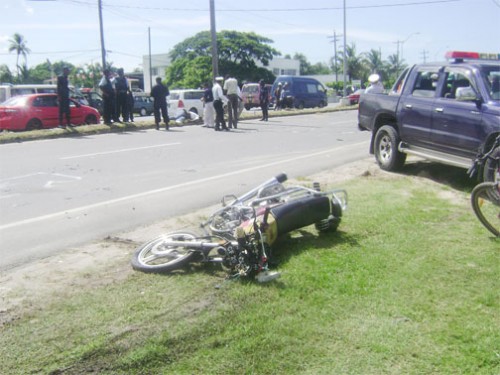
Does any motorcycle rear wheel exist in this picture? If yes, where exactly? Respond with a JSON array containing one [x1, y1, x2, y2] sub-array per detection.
[[131, 231, 200, 273]]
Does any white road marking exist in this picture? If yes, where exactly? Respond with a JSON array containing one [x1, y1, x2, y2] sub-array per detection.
[[0, 141, 369, 231], [60, 142, 181, 160]]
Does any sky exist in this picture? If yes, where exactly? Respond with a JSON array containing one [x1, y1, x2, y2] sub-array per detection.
[[1, 0, 499, 75]]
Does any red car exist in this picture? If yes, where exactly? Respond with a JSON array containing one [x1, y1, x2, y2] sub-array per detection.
[[0, 93, 101, 131]]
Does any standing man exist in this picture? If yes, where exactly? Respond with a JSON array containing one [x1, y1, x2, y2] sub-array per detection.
[[212, 76, 228, 131], [274, 82, 283, 110], [57, 67, 71, 128], [202, 81, 214, 128], [99, 69, 115, 125], [151, 77, 169, 130], [365, 73, 384, 94], [259, 79, 269, 121], [114, 68, 129, 122], [223, 74, 239, 129]]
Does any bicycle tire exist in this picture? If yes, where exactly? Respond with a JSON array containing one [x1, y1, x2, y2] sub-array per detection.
[[131, 231, 200, 273], [471, 182, 500, 237]]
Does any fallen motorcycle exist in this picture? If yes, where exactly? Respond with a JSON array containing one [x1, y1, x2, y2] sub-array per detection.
[[131, 173, 347, 282]]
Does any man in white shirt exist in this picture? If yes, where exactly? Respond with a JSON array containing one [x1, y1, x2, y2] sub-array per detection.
[[212, 77, 228, 131], [223, 75, 239, 129], [365, 73, 384, 94]]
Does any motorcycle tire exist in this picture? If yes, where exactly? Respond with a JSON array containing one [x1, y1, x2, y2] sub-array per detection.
[[131, 231, 200, 273]]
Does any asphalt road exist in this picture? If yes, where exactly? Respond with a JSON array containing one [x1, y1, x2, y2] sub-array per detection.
[[0, 110, 370, 270]]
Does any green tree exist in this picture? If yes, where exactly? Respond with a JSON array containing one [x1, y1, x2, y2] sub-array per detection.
[[8, 33, 31, 82], [0, 64, 13, 83], [386, 53, 407, 81], [293, 53, 330, 75], [341, 43, 366, 82], [167, 30, 280, 88]]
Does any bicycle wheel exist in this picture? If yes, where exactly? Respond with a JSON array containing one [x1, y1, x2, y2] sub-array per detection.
[[131, 231, 200, 273], [471, 182, 500, 237]]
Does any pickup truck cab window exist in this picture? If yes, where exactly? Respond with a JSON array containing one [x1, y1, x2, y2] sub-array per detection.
[[411, 70, 438, 98], [441, 69, 475, 100]]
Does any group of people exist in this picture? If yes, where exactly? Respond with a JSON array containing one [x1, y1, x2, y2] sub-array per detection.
[[202, 76, 270, 130], [98, 68, 135, 125]]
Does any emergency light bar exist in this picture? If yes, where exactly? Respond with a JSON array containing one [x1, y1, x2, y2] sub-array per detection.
[[445, 51, 500, 61]]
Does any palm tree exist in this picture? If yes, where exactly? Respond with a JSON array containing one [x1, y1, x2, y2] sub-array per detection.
[[364, 49, 383, 73], [386, 53, 407, 80], [341, 43, 365, 82], [8, 33, 31, 81]]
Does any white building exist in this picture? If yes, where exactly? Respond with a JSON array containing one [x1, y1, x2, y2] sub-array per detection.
[[142, 54, 300, 92], [142, 54, 171, 93]]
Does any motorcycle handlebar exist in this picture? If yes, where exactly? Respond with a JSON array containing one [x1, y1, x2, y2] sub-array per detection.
[[236, 173, 287, 204]]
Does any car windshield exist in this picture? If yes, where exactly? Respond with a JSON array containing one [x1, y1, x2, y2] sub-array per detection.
[[480, 65, 500, 101], [1, 96, 29, 106]]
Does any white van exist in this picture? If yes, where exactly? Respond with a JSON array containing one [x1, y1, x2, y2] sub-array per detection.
[[168, 89, 205, 118], [0, 84, 88, 105]]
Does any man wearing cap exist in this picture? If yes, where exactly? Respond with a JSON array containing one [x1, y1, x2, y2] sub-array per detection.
[[365, 73, 384, 94], [223, 74, 239, 129], [212, 76, 228, 131]]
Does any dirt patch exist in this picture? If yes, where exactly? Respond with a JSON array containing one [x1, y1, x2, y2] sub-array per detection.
[[0, 157, 440, 327]]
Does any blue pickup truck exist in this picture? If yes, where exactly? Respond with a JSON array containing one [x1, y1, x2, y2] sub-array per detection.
[[358, 51, 500, 182]]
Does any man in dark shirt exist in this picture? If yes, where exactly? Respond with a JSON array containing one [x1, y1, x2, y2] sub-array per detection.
[[151, 77, 170, 130], [99, 69, 115, 125], [57, 67, 71, 128], [114, 68, 129, 122], [259, 79, 269, 121]]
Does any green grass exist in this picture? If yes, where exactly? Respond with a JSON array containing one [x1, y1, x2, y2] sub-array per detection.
[[0, 172, 498, 374]]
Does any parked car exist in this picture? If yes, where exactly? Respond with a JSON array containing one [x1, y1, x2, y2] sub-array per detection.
[[133, 95, 154, 116], [241, 83, 272, 110], [271, 76, 328, 109], [80, 88, 103, 113], [168, 89, 204, 118], [347, 89, 364, 105], [0, 84, 89, 106], [0, 94, 100, 131]]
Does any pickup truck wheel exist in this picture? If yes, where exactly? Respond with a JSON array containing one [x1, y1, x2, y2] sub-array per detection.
[[374, 125, 406, 171], [482, 146, 500, 182]]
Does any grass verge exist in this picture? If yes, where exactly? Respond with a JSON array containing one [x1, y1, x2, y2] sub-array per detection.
[[0, 168, 498, 374]]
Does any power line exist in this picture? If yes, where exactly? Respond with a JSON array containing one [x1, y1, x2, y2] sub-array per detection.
[[81, 0, 462, 12]]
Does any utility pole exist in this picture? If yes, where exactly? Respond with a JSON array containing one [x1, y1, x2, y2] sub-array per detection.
[[209, 0, 219, 79], [98, 0, 106, 69], [421, 49, 429, 63], [342, 0, 347, 97], [327, 30, 342, 84], [148, 27, 152, 91]]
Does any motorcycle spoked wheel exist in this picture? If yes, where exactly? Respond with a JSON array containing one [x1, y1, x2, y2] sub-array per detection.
[[131, 231, 202, 273]]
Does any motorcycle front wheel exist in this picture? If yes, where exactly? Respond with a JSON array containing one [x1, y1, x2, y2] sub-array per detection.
[[131, 231, 200, 273]]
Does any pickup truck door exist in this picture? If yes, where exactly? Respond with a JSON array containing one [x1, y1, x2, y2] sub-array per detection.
[[431, 68, 484, 158], [398, 68, 439, 147]]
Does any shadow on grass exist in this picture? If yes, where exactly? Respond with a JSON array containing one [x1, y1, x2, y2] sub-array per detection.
[[394, 160, 476, 192]]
